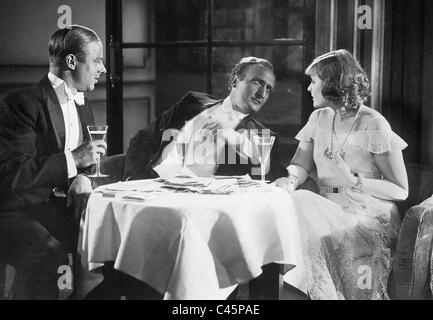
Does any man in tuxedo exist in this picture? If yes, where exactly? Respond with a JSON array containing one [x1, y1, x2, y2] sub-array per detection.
[[0, 25, 106, 299], [124, 56, 287, 182]]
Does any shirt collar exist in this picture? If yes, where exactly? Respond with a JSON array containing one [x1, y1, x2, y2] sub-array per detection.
[[48, 72, 85, 105], [220, 96, 247, 120]]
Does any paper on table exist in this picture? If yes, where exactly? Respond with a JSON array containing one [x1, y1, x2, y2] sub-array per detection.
[[212, 174, 252, 180], [97, 180, 162, 193], [155, 165, 198, 180], [236, 179, 274, 192], [122, 193, 154, 202], [164, 177, 212, 187], [200, 179, 237, 194]]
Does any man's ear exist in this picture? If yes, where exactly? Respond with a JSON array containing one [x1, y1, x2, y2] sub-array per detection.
[[66, 54, 77, 70], [231, 75, 238, 88]]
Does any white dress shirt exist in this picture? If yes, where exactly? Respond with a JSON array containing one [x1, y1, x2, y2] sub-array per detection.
[[48, 72, 85, 178], [153, 96, 256, 178]]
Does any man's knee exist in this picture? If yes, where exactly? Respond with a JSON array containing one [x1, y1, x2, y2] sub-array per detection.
[[44, 237, 68, 269], [12, 235, 67, 271]]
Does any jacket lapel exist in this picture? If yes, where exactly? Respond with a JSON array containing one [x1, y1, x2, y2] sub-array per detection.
[[39, 76, 65, 151], [39, 75, 95, 147], [75, 101, 95, 142]]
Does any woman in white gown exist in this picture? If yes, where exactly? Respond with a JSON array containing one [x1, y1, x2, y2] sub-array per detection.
[[275, 49, 408, 300]]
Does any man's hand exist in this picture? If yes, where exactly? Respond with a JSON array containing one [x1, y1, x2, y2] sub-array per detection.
[[201, 118, 224, 136], [71, 140, 107, 169], [67, 174, 93, 220]]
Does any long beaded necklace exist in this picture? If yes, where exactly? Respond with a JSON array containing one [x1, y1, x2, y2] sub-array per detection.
[[325, 109, 359, 160]]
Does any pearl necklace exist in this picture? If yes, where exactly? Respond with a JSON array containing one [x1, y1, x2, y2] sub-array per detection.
[[325, 110, 359, 160]]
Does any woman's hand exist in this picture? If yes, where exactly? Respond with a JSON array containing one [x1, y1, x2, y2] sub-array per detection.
[[273, 177, 297, 193], [323, 152, 357, 187]]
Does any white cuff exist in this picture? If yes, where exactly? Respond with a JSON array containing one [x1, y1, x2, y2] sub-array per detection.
[[65, 151, 78, 178]]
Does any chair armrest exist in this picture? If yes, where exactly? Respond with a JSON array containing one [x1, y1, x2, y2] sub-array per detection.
[[390, 201, 433, 299], [398, 163, 433, 215]]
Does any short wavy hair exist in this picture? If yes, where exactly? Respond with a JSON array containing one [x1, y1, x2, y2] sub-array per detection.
[[228, 56, 274, 90], [305, 49, 370, 109], [48, 25, 101, 67]]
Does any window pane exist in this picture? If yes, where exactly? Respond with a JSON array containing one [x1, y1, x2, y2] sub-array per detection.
[[155, 47, 207, 114], [156, 0, 207, 41], [211, 46, 303, 138], [213, 0, 304, 41], [123, 0, 152, 66], [123, 0, 152, 43]]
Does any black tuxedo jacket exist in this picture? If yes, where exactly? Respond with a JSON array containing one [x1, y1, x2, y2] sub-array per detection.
[[124, 91, 287, 181], [0, 75, 94, 214]]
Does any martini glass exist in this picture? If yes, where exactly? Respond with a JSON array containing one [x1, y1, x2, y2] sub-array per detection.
[[175, 139, 190, 167], [86, 125, 108, 177], [252, 135, 275, 181]]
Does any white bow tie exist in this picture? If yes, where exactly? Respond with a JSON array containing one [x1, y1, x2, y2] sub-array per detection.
[[66, 90, 85, 106]]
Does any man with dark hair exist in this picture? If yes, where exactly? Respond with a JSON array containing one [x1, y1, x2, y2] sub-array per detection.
[[124, 56, 287, 181], [0, 25, 106, 299]]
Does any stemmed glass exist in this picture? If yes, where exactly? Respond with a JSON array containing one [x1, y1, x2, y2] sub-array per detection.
[[86, 125, 109, 177], [174, 132, 190, 167], [252, 135, 275, 181]]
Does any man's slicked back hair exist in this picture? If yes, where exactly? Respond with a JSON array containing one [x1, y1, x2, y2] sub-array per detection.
[[48, 24, 100, 66]]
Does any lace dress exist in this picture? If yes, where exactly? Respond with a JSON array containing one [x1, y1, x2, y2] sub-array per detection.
[[283, 106, 407, 300]]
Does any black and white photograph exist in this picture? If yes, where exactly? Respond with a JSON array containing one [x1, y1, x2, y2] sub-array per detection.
[[0, 0, 432, 307]]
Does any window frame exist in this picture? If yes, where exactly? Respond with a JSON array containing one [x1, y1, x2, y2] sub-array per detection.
[[106, 0, 317, 154]]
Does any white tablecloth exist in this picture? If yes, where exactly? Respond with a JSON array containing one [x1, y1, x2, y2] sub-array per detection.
[[76, 179, 302, 299]]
